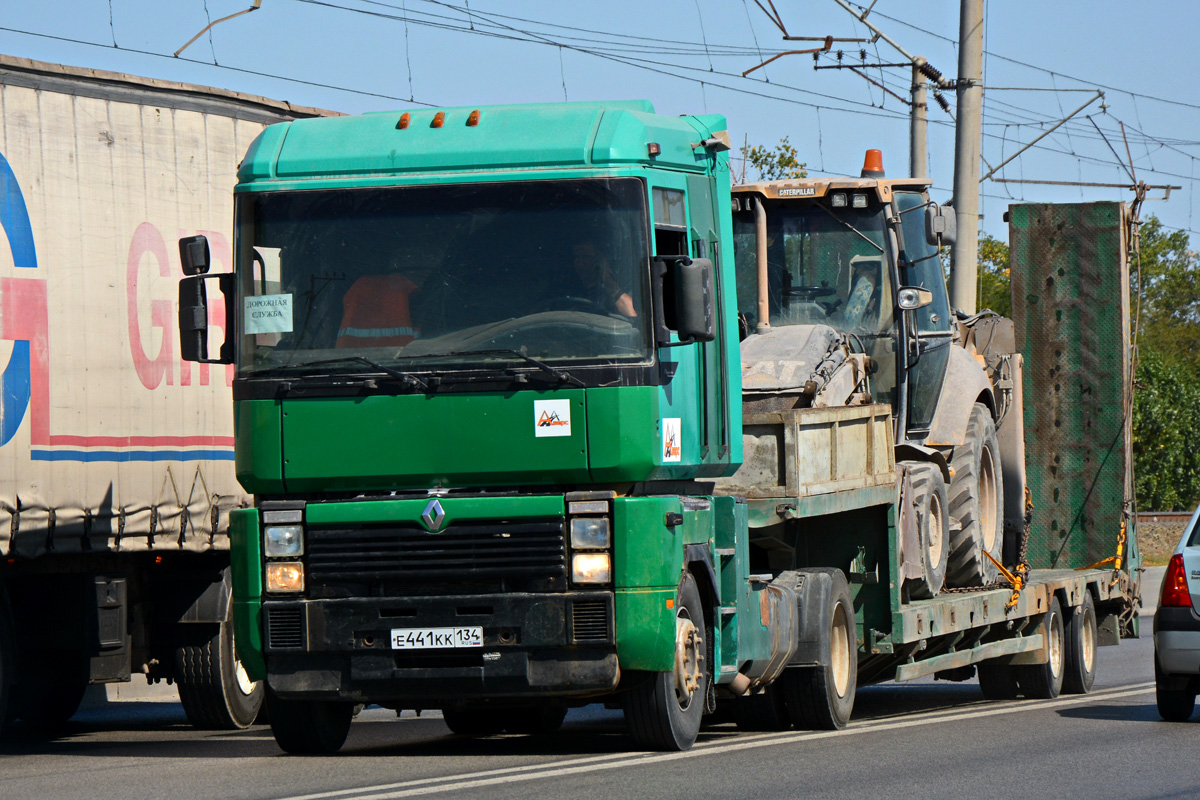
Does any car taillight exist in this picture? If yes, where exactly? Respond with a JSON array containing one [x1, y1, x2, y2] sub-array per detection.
[[1161, 554, 1193, 608]]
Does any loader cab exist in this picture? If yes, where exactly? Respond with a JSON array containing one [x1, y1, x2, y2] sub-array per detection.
[[731, 152, 955, 441]]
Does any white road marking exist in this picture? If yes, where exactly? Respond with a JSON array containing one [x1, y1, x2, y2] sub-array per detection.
[[276, 682, 1155, 800]]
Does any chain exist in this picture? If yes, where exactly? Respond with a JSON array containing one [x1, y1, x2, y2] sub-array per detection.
[[938, 487, 1033, 610]]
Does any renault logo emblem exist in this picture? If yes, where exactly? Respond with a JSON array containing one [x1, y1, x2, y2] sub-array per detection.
[[421, 499, 446, 531]]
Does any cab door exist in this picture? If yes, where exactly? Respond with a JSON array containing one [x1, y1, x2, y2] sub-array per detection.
[[894, 191, 953, 436]]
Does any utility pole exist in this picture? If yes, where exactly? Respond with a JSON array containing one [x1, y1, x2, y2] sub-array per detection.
[[910, 58, 928, 179], [949, 0, 984, 314]]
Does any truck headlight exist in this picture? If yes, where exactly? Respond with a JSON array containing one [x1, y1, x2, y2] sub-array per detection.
[[571, 553, 611, 585], [264, 525, 304, 557], [570, 517, 611, 549], [266, 562, 305, 592]]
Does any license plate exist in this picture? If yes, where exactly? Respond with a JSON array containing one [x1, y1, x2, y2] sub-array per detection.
[[390, 626, 483, 650]]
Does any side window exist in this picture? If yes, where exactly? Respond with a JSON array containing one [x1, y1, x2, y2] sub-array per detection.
[[653, 187, 688, 256]]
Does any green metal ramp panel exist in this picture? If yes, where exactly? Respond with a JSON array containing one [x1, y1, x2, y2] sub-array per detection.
[[1008, 202, 1137, 571]]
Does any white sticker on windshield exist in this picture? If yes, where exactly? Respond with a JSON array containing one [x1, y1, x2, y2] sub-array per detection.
[[244, 294, 293, 334], [535, 399, 572, 438], [663, 418, 682, 462]]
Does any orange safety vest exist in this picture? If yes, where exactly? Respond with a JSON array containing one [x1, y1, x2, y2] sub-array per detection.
[[336, 274, 420, 348]]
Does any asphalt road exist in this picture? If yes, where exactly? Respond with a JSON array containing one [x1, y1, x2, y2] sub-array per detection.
[[2, 567, 1193, 800]]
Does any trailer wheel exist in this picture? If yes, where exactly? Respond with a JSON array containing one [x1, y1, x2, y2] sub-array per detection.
[[945, 403, 1004, 588], [976, 661, 1021, 700], [1063, 592, 1097, 694], [732, 685, 792, 731], [13, 652, 88, 734], [267, 689, 353, 754], [903, 462, 950, 599], [781, 570, 857, 730], [622, 571, 707, 751], [442, 706, 506, 736], [175, 603, 264, 730], [1016, 597, 1064, 699], [1155, 657, 1196, 722], [0, 594, 13, 733], [503, 705, 568, 735]]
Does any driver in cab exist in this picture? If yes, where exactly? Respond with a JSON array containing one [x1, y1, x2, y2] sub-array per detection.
[[570, 240, 637, 318]]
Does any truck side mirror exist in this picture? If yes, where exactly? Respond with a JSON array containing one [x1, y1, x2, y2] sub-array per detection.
[[925, 204, 957, 247], [179, 234, 211, 276], [651, 256, 717, 347], [675, 257, 716, 343], [179, 273, 236, 363]]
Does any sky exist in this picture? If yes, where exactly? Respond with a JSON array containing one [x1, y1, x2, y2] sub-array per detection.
[[2, 0, 1199, 244]]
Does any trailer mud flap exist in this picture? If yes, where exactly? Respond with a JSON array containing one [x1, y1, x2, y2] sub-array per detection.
[[791, 569, 843, 668]]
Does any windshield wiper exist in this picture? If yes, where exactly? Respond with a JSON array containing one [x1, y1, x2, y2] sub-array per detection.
[[257, 356, 429, 391], [399, 349, 585, 388], [815, 204, 885, 253]]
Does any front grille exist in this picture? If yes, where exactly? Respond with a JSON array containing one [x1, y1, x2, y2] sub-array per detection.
[[306, 520, 567, 592], [571, 600, 610, 642], [267, 607, 304, 649]]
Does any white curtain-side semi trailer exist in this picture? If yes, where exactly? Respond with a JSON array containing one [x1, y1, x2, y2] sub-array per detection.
[[0, 55, 330, 733]]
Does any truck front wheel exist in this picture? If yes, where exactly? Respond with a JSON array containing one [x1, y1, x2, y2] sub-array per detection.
[[622, 571, 707, 751], [175, 602, 264, 729], [781, 569, 857, 729], [267, 689, 354, 754]]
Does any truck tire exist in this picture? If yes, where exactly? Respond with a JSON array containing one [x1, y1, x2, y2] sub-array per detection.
[[1016, 596, 1065, 699], [442, 706, 506, 735], [1062, 592, 1097, 694], [623, 571, 707, 751], [903, 462, 950, 599], [945, 403, 1004, 588], [732, 685, 792, 731], [175, 603, 264, 730], [1155, 657, 1196, 722], [267, 689, 354, 754], [781, 569, 857, 730], [976, 661, 1021, 700]]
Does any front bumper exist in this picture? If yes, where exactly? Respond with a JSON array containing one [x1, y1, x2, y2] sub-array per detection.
[[262, 591, 618, 704], [1155, 606, 1200, 675]]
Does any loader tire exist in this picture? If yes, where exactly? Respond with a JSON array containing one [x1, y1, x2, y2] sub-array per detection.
[[945, 403, 1004, 588], [902, 462, 950, 599]]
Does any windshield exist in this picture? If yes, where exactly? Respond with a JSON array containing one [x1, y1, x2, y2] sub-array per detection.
[[235, 178, 652, 378], [733, 198, 892, 339]]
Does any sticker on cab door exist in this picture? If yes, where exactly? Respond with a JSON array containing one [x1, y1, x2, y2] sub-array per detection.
[[663, 418, 682, 462], [535, 399, 572, 437]]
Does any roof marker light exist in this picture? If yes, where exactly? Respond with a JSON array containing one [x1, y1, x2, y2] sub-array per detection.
[[431, 111, 445, 129], [396, 112, 410, 130], [647, 142, 661, 157], [466, 109, 480, 126]]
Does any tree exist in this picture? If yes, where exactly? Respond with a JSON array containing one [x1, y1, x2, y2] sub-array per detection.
[[975, 233, 1011, 317], [1133, 216, 1200, 371], [738, 137, 807, 182]]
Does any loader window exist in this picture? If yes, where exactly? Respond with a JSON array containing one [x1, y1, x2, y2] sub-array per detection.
[[732, 198, 892, 339]]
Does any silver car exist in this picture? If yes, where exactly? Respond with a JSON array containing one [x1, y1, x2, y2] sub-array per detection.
[[1155, 506, 1200, 721]]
